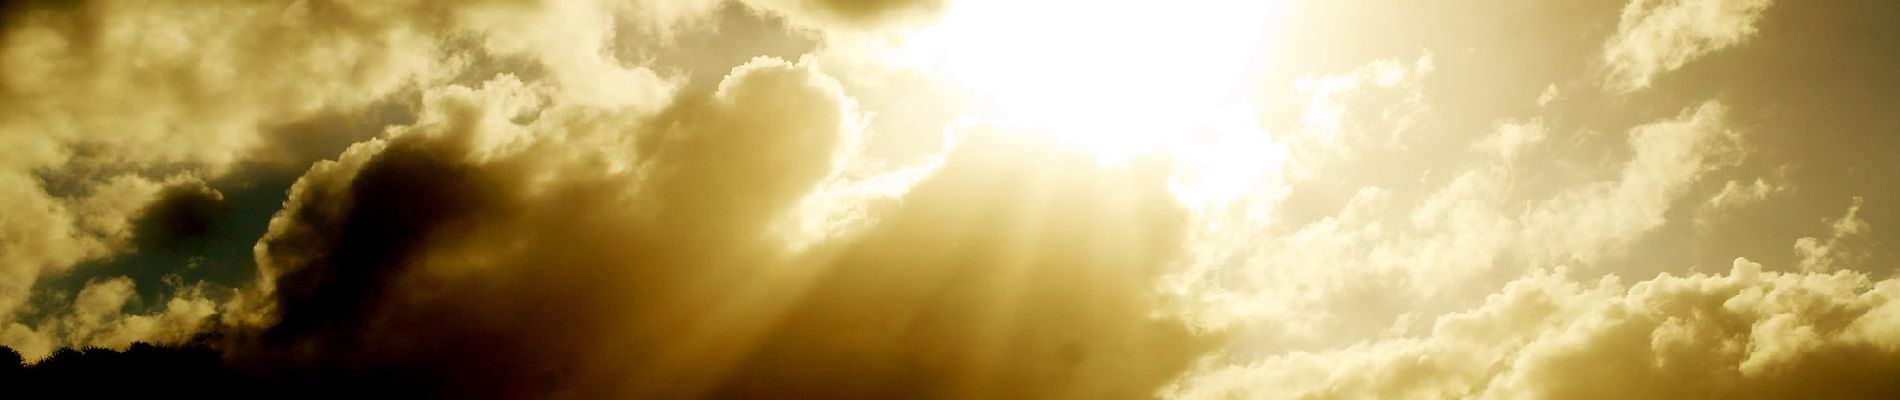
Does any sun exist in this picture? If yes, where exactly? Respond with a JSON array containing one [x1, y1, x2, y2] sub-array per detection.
[[900, 0, 1285, 161]]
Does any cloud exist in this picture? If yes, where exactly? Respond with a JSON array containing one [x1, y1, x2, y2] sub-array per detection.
[[1171, 99, 1746, 351], [1690, 175, 1792, 232], [0, 0, 448, 172], [1172, 257, 1900, 399], [0, 0, 727, 357], [710, 130, 1212, 399], [1517, 100, 1743, 264], [130, 180, 228, 253], [742, 0, 947, 31], [1602, 0, 1775, 92], [1, 277, 218, 360], [222, 57, 855, 397], [1474, 119, 1549, 161], [1706, 178, 1787, 212], [1794, 196, 1871, 272], [1283, 54, 1435, 158], [0, 0, 445, 356], [214, 51, 1210, 398], [1537, 84, 1561, 107], [0, 173, 170, 347]]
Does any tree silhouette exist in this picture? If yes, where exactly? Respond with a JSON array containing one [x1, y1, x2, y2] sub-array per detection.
[[0, 337, 469, 399], [0, 341, 248, 398]]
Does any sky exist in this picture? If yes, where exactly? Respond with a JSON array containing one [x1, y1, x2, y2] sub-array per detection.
[[1, 0, 1899, 398]]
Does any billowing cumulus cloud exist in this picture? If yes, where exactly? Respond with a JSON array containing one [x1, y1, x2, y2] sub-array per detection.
[[1172, 257, 1900, 399], [0, 0, 759, 359], [214, 55, 1208, 398], [0, 277, 217, 358], [229, 59, 824, 396], [0, 0, 648, 357]]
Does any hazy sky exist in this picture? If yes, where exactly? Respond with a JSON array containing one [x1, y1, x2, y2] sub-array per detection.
[[2, 0, 1898, 398]]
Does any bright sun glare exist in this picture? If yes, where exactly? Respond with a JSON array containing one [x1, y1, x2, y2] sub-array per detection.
[[903, 0, 1284, 160]]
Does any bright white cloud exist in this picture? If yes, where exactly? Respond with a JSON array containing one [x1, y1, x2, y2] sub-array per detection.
[[1603, 0, 1775, 92]]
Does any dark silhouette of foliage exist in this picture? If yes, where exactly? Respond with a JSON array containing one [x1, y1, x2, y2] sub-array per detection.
[[0, 335, 438, 399], [0, 340, 246, 398]]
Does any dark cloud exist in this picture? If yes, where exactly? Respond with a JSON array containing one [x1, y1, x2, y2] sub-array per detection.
[[259, 133, 508, 346], [176, 55, 1211, 398], [130, 180, 227, 254]]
